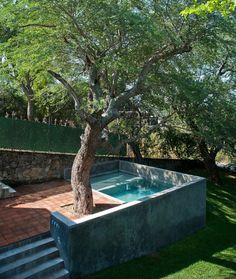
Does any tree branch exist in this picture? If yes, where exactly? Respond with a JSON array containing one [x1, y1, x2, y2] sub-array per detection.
[[48, 70, 80, 108], [89, 64, 103, 100], [217, 55, 229, 77], [19, 24, 56, 28], [101, 43, 192, 127], [48, 70, 97, 124], [115, 43, 192, 107], [56, 3, 98, 56]]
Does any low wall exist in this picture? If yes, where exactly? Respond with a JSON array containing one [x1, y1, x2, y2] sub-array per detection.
[[119, 161, 194, 186], [50, 161, 206, 278], [0, 149, 75, 185], [0, 149, 204, 185], [98, 156, 204, 171]]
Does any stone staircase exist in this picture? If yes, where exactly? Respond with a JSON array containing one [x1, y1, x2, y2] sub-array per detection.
[[0, 182, 16, 199], [0, 232, 69, 279]]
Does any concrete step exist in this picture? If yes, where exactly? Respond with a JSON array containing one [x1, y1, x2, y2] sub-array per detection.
[[0, 247, 59, 277], [0, 232, 69, 279], [43, 268, 70, 279], [0, 232, 51, 253], [0, 237, 55, 266], [9, 257, 65, 279], [0, 182, 16, 199]]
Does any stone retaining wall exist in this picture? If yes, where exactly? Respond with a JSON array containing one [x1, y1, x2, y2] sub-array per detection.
[[0, 149, 75, 185], [0, 149, 204, 185]]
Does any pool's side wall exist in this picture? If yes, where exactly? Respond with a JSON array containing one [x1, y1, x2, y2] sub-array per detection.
[[119, 160, 196, 185], [50, 161, 206, 278]]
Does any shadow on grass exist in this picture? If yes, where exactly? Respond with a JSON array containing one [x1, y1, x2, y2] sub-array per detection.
[[85, 171, 236, 279]]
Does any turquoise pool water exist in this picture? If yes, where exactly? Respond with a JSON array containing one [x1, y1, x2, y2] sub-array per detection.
[[91, 172, 173, 202]]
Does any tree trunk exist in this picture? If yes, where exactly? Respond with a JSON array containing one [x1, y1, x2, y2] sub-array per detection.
[[203, 157, 222, 185], [198, 141, 222, 185], [128, 141, 143, 162], [21, 78, 35, 121], [27, 96, 34, 121], [71, 123, 101, 215]]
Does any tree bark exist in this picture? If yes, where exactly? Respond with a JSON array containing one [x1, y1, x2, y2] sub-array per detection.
[[198, 141, 222, 185], [21, 76, 35, 121], [26, 96, 34, 121], [71, 123, 101, 215], [128, 141, 143, 162]]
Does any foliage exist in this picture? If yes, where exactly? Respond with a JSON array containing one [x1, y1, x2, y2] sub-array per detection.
[[169, 73, 236, 155], [85, 170, 236, 279], [216, 150, 236, 163], [181, 0, 236, 16], [35, 86, 76, 121], [0, 82, 26, 117], [0, 0, 205, 120], [158, 129, 200, 159], [142, 10, 236, 159], [0, 0, 78, 120]]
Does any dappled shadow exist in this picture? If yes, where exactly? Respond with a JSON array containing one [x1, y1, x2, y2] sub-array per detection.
[[208, 256, 236, 271]]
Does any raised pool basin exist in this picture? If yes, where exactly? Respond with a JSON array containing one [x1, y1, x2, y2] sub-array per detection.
[[51, 160, 206, 277], [91, 172, 174, 202]]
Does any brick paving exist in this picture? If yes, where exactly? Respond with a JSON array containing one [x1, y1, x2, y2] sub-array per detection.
[[0, 180, 121, 247]]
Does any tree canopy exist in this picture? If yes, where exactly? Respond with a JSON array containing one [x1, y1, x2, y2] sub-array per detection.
[[0, 0, 235, 211]]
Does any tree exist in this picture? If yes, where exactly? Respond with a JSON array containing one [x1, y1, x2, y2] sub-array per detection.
[[0, 1, 64, 121], [1, 0, 213, 214], [178, 81, 235, 185], [0, 27, 40, 120], [144, 29, 236, 184]]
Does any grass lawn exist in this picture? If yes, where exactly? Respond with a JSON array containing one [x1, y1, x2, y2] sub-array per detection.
[[85, 170, 236, 279]]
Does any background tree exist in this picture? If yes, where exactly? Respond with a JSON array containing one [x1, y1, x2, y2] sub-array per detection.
[[144, 18, 236, 184], [0, 1, 66, 121]]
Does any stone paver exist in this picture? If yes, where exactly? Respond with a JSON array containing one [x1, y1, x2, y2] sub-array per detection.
[[0, 180, 121, 247]]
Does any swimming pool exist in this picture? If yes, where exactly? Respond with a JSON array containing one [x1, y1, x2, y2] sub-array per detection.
[[52, 160, 206, 276], [91, 171, 174, 202]]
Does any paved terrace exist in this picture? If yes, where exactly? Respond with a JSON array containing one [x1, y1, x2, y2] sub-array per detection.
[[0, 180, 121, 247]]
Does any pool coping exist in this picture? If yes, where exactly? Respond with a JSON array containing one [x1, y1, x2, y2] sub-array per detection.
[[73, 178, 204, 225], [58, 160, 205, 226]]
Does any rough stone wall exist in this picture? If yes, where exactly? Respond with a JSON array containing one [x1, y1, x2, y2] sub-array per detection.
[[0, 149, 75, 185]]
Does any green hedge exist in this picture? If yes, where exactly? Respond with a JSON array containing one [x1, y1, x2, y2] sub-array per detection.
[[0, 117, 126, 155]]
